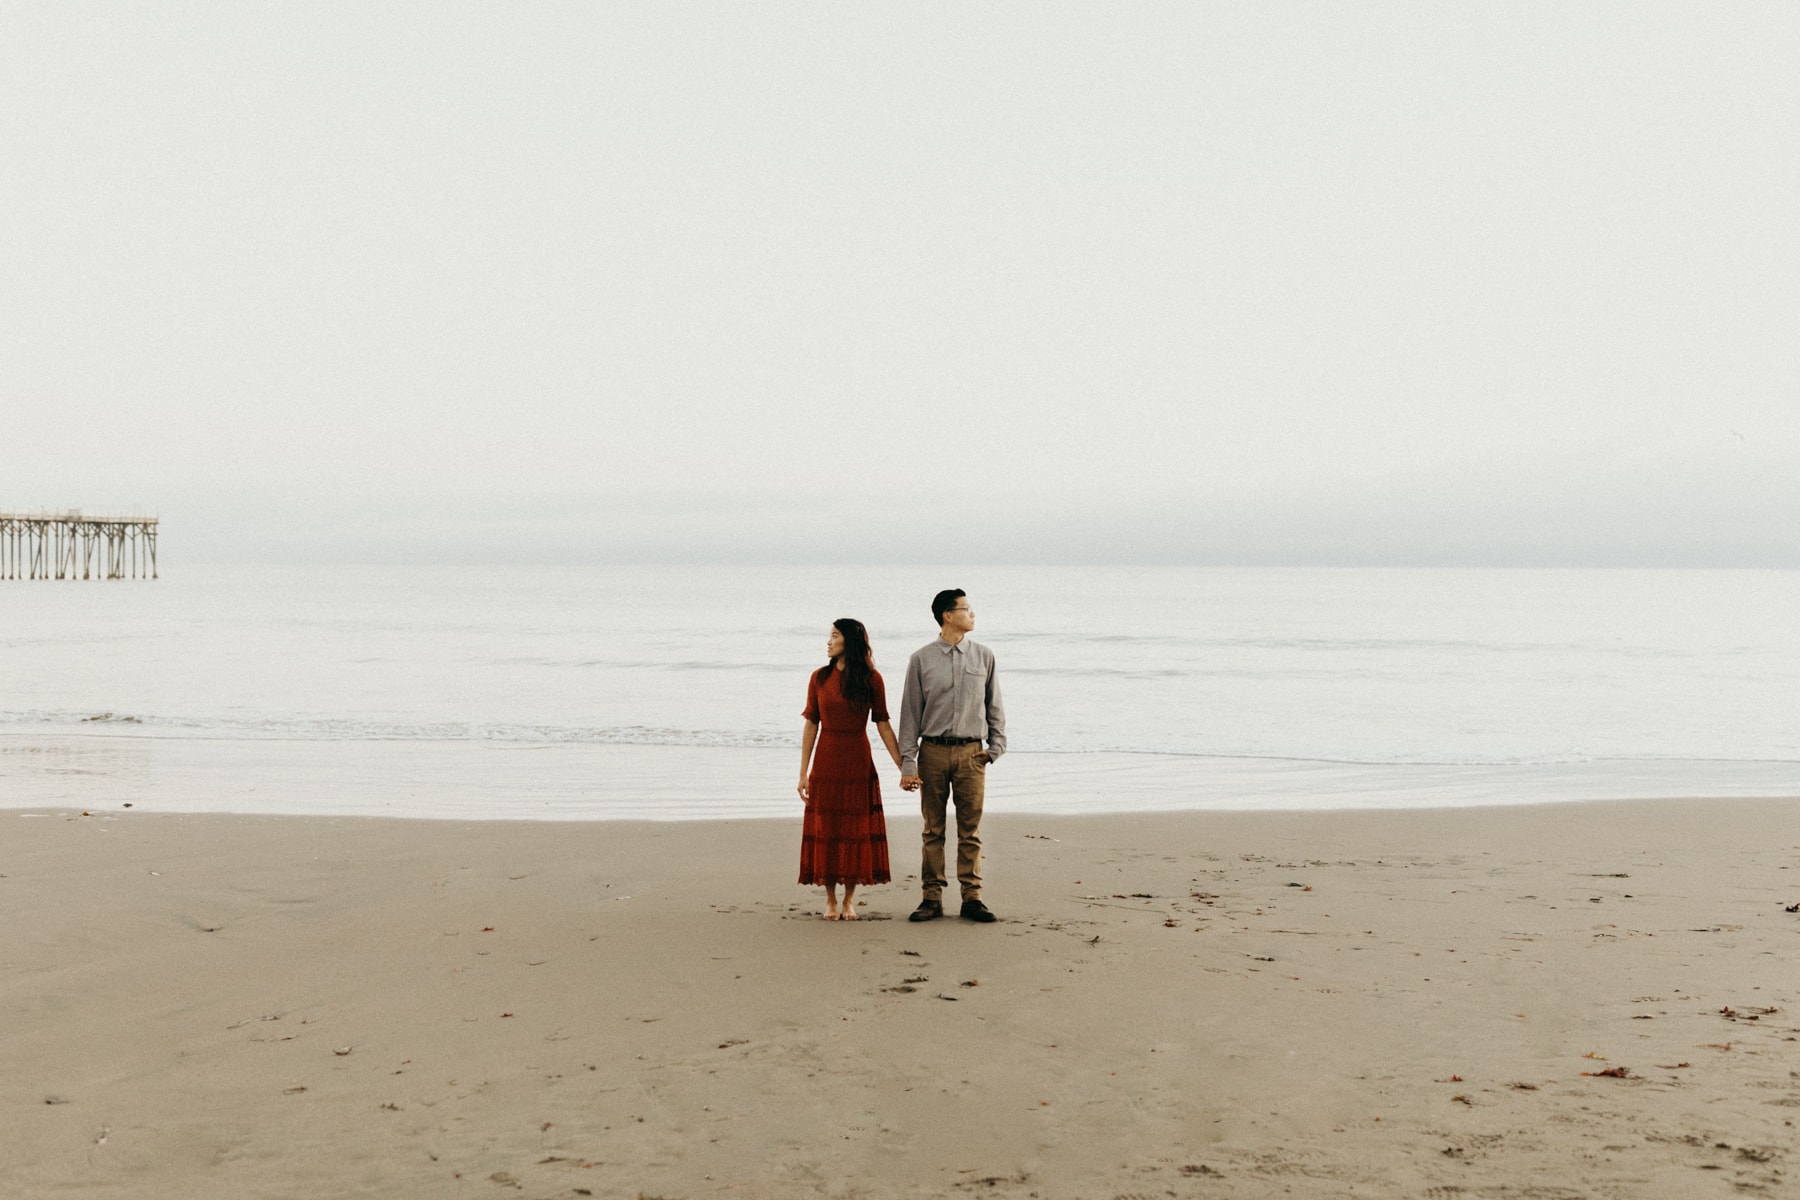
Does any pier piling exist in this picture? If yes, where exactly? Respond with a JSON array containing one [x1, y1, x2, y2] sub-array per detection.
[[0, 512, 158, 580]]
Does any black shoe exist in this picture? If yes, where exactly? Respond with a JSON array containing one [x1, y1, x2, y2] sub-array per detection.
[[908, 899, 944, 922], [959, 899, 998, 923]]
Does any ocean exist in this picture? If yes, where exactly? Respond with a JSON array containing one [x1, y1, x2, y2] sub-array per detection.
[[3, 564, 1796, 819]]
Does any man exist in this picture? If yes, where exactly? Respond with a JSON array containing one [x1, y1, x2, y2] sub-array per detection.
[[897, 588, 1006, 923]]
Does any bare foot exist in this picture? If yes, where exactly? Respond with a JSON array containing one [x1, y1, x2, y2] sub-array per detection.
[[842, 903, 859, 921], [822, 906, 839, 921]]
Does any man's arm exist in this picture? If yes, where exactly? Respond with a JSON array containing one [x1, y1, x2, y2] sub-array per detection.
[[897, 651, 926, 777], [982, 646, 1006, 762]]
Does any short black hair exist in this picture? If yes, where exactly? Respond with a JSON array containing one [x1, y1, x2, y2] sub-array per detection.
[[931, 589, 966, 626]]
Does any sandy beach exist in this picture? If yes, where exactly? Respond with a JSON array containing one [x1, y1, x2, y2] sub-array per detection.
[[6, 798, 1798, 1199]]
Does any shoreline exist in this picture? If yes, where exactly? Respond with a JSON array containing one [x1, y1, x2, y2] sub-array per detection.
[[7, 798, 1799, 1198], [12, 790, 1800, 826], [6, 730, 1799, 821]]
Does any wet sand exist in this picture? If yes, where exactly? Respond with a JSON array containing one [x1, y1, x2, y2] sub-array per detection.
[[5, 798, 1798, 1198]]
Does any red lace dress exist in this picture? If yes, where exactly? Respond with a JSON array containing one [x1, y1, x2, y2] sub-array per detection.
[[798, 668, 892, 886]]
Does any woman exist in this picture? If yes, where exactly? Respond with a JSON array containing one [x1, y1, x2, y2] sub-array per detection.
[[797, 618, 901, 920]]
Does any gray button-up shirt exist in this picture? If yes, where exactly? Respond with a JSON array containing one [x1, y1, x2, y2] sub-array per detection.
[[897, 636, 1007, 775]]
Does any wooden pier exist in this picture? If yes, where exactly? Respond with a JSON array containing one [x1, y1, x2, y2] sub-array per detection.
[[0, 512, 158, 580]]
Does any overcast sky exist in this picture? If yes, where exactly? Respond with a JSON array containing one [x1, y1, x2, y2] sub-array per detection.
[[3, 3, 1796, 565]]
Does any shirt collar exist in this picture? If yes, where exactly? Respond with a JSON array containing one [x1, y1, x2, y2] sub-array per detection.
[[935, 636, 964, 654]]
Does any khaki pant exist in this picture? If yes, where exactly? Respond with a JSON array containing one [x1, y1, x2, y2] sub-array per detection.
[[918, 741, 985, 902]]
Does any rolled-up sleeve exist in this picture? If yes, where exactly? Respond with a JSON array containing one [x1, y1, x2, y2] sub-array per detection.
[[897, 653, 925, 774], [983, 647, 1006, 760]]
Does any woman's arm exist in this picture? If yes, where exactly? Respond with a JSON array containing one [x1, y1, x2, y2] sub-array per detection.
[[798, 720, 819, 800], [874, 720, 902, 771]]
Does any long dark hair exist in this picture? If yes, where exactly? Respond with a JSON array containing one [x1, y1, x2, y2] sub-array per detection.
[[819, 617, 876, 707]]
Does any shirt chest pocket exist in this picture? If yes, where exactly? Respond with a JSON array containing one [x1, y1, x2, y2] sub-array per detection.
[[961, 661, 988, 686]]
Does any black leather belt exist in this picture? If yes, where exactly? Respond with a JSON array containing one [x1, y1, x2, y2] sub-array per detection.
[[922, 735, 980, 746]]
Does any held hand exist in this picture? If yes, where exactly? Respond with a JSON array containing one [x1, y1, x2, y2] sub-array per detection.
[[899, 774, 922, 792], [797, 777, 809, 802]]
